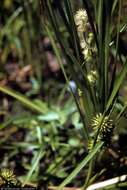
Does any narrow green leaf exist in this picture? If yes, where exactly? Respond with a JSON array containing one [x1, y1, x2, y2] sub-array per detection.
[[23, 149, 44, 186], [111, 0, 118, 15], [58, 141, 104, 189], [106, 59, 127, 112], [38, 111, 59, 121], [115, 104, 127, 124], [0, 86, 47, 114], [64, 0, 81, 61], [97, 0, 105, 111], [109, 0, 122, 99], [104, 2, 112, 105], [45, 24, 89, 139]]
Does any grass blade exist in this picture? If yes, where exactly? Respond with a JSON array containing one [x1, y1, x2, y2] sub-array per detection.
[[106, 59, 127, 112], [0, 86, 47, 114], [64, 0, 81, 62], [23, 149, 44, 186], [45, 24, 89, 139], [58, 141, 104, 189]]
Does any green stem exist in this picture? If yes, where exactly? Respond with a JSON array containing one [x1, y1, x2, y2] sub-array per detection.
[[83, 159, 95, 189]]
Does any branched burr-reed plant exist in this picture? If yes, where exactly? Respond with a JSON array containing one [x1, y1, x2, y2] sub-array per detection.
[[40, 0, 127, 189]]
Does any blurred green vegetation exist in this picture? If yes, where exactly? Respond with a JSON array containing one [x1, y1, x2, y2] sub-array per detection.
[[0, 0, 127, 189], [0, 0, 88, 188]]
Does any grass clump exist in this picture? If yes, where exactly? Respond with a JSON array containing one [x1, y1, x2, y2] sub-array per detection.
[[0, 0, 127, 189]]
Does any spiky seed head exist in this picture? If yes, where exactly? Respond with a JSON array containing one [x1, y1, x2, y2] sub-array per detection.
[[91, 113, 113, 131], [100, 118, 114, 143], [0, 169, 18, 186], [91, 113, 114, 145], [91, 113, 103, 129], [1, 169, 15, 180], [0, 169, 21, 187]]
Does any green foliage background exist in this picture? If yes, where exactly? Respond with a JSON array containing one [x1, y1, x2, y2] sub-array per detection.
[[0, 0, 127, 189]]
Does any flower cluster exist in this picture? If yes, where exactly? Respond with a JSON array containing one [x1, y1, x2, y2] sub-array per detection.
[[74, 9, 96, 63], [74, 9, 88, 32], [87, 70, 98, 85]]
